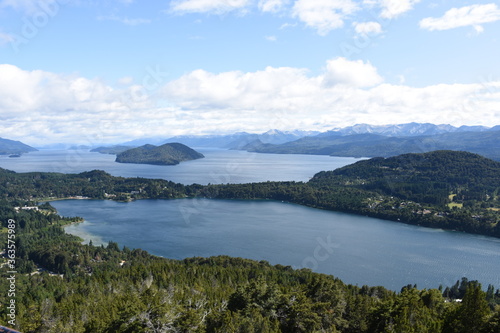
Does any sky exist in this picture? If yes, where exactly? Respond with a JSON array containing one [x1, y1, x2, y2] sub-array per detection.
[[0, 0, 499, 145]]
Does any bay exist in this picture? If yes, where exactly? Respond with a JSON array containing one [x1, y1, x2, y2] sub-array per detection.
[[55, 198, 500, 291]]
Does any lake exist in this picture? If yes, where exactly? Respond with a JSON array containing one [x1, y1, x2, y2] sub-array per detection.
[[0, 149, 361, 185], [4, 148, 500, 291], [55, 198, 500, 291]]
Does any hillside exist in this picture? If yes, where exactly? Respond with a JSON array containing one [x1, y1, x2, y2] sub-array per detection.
[[90, 145, 134, 154], [246, 130, 500, 161], [311, 150, 500, 205], [2, 197, 498, 331], [0, 137, 38, 155], [115, 143, 204, 165], [1, 157, 499, 331], [203, 151, 500, 237]]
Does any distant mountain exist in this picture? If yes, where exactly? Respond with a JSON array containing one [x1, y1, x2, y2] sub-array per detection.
[[318, 122, 490, 137], [122, 137, 166, 147], [115, 143, 204, 165], [91, 145, 135, 155], [163, 130, 319, 149], [0, 138, 38, 155], [246, 130, 500, 161]]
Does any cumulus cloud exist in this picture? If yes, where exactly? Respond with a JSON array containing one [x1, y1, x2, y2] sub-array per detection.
[[323, 57, 383, 87], [1, 62, 499, 145], [170, 0, 251, 14], [379, 0, 420, 19], [160, 58, 499, 132], [292, 0, 359, 35], [363, 0, 420, 19], [258, 0, 288, 13], [419, 3, 500, 32], [353, 21, 383, 35]]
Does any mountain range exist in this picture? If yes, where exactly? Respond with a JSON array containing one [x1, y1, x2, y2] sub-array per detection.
[[0, 137, 38, 155], [86, 122, 500, 162], [244, 130, 500, 161], [318, 122, 493, 137], [122, 129, 320, 149], [119, 123, 497, 150]]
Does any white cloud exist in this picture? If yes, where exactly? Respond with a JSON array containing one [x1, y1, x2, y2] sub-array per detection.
[[365, 0, 420, 19], [420, 3, 500, 31], [258, 0, 288, 13], [292, 0, 359, 36], [170, 0, 251, 14], [265, 35, 277, 41], [1, 62, 499, 145], [160, 59, 499, 133], [353, 21, 382, 35], [97, 15, 151, 26], [323, 57, 383, 87]]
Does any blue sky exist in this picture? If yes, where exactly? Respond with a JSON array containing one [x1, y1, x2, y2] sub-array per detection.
[[0, 0, 499, 145]]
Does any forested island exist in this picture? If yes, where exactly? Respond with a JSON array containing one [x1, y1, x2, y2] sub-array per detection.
[[115, 143, 205, 165], [1, 150, 500, 331]]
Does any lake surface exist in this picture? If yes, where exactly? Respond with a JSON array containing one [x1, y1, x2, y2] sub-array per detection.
[[0, 149, 361, 185], [55, 198, 500, 291], [5, 148, 500, 291]]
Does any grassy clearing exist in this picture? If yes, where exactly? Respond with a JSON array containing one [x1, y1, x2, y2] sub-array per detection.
[[448, 202, 463, 209]]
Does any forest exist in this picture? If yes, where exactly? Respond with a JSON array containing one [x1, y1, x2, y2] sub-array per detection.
[[1, 200, 500, 332], [1, 150, 500, 331]]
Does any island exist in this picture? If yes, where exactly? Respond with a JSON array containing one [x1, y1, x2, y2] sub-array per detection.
[[90, 145, 135, 155], [115, 142, 205, 165]]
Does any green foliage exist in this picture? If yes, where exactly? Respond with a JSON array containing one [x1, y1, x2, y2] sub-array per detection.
[[115, 143, 204, 165], [0, 193, 499, 331]]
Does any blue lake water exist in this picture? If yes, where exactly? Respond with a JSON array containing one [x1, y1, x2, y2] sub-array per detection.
[[3, 149, 500, 291], [0, 149, 361, 185], [55, 198, 500, 291]]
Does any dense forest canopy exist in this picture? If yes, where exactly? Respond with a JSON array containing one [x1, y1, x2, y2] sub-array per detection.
[[1, 200, 500, 332], [1, 150, 500, 331], [115, 143, 205, 165]]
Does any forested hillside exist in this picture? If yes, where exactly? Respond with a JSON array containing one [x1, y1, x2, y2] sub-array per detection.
[[115, 143, 204, 165], [1, 200, 500, 332]]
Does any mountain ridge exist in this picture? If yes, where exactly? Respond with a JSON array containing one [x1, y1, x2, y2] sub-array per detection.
[[0, 137, 38, 155], [245, 130, 500, 161]]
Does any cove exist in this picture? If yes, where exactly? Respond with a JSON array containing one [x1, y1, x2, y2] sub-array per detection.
[[54, 198, 500, 291]]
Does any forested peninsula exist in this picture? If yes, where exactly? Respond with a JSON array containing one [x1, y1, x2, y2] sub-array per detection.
[[1, 150, 500, 331]]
